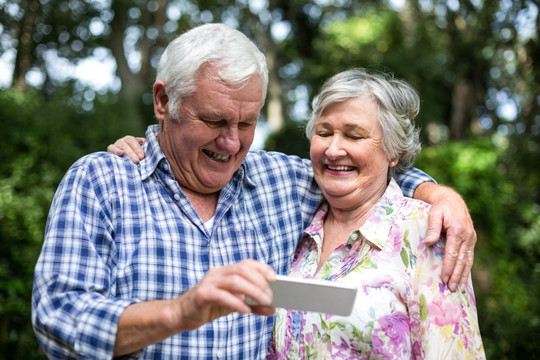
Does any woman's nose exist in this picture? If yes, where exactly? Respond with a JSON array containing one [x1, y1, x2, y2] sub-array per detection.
[[325, 136, 347, 159]]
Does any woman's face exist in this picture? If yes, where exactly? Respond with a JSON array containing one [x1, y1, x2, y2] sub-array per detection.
[[310, 96, 392, 210]]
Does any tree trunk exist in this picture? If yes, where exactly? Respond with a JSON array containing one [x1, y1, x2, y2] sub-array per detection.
[[253, 26, 285, 132], [399, 0, 420, 48], [106, 3, 147, 132], [449, 78, 471, 140], [12, 0, 40, 91], [263, 37, 284, 132]]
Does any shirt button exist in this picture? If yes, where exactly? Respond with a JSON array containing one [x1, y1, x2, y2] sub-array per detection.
[[173, 193, 180, 201], [350, 232, 359, 240], [163, 163, 169, 170], [216, 350, 223, 358]]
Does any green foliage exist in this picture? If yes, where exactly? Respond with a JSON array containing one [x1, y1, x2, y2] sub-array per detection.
[[304, 11, 453, 143], [0, 89, 68, 358], [264, 121, 311, 159], [0, 88, 149, 359], [415, 136, 540, 358]]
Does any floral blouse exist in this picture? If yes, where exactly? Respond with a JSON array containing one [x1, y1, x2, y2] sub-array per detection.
[[267, 179, 485, 359]]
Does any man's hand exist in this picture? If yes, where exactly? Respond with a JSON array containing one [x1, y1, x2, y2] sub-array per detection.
[[174, 260, 276, 332], [107, 136, 147, 164], [414, 182, 477, 291], [114, 260, 276, 357]]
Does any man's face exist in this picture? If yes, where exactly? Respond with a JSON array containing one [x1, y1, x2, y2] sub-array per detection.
[[157, 68, 263, 195]]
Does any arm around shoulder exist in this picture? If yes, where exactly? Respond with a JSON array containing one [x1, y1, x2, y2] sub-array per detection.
[[413, 182, 477, 291]]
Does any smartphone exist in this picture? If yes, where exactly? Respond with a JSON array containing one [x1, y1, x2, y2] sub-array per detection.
[[245, 275, 357, 316]]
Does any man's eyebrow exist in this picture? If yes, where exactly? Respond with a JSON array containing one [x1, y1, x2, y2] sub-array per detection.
[[244, 114, 260, 122], [197, 111, 227, 120], [199, 112, 259, 122]]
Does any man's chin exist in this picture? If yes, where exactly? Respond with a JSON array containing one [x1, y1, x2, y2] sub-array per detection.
[[200, 175, 235, 193]]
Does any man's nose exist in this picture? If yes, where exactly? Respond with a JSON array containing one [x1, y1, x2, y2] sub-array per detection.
[[216, 127, 241, 153]]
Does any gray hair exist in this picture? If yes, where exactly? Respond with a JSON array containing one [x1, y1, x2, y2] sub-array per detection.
[[156, 23, 269, 117], [305, 68, 422, 177]]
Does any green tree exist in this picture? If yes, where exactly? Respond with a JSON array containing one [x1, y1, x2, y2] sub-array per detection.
[[0, 85, 143, 359]]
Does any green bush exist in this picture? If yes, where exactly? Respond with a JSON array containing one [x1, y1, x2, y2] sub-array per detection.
[[416, 136, 540, 358], [0, 88, 145, 359]]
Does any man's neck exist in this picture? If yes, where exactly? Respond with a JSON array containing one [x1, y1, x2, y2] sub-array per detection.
[[181, 186, 219, 222]]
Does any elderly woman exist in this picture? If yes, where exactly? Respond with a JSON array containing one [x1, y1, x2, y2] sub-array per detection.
[[267, 69, 484, 359]]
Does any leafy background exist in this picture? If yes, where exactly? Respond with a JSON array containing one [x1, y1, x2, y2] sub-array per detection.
[[1, 0, 539, 358]]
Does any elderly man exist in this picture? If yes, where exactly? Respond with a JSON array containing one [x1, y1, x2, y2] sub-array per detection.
[[32, 23, 475, 359]]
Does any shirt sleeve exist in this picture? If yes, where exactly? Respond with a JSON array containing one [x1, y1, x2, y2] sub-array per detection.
[[32, 160, 139, 359], [409, 240, 485, 359], [395, 167, 436, 198]]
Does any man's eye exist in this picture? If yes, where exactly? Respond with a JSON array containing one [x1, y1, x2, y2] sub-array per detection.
[[203, 120, 225, 128], [238, 122, 255, 130]]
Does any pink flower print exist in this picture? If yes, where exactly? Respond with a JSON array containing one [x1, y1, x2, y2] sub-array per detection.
[[360, 274, 394, 295], [438, 282, 447, 293], [332, 337, 355, 358], [304, 205, 326, 235], [412, 339, 424, 358], [428, 296, 462, 327], [371, 312, 411, 357]]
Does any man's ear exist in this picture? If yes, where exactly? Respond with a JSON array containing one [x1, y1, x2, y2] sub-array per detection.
[[153, 81, 169, 122]]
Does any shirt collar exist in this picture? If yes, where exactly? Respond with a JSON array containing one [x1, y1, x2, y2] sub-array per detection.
[[239, 157, 256, 188], [139, 124, 166, 181], [358, 178, 404, 250], [303, 178, 405, 250]]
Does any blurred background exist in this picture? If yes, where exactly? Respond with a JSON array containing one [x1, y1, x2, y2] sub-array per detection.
[[0, 0, 538, 358]]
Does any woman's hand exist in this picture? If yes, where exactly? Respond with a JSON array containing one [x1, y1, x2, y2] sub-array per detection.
[[107, 136, 147, 164]]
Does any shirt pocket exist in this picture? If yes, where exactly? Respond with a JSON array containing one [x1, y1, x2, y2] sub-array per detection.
[[227, 224, 280, 270]]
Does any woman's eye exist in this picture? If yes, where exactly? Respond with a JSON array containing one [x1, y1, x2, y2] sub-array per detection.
[[316, 131, 331, 137]]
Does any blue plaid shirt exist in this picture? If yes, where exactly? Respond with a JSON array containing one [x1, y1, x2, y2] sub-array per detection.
[[32, 125, 432, 359]]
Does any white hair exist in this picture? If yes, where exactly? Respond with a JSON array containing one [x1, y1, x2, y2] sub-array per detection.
[[156, 23, 269, 117]]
